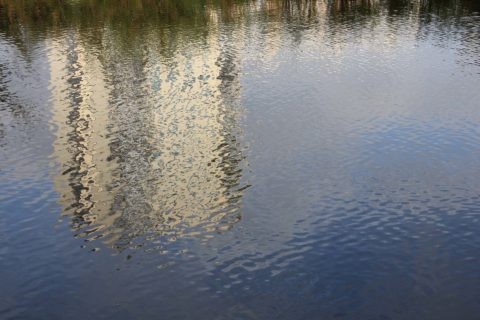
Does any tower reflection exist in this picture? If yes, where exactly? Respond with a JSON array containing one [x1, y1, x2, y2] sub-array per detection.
[[48, 11, 247, 248]]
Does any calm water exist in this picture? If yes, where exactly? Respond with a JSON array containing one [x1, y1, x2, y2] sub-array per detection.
[[1, 0, 480, 319]]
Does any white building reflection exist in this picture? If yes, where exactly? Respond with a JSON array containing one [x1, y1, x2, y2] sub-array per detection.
[[49, 14, 246, 247]]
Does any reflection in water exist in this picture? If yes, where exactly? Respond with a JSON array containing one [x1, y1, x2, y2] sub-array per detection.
[[46, 22, 247, 248], [1, 0, 480, 319]]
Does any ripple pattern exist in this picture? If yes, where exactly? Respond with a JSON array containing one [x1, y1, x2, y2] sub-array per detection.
[[1, 1, 480, 319]]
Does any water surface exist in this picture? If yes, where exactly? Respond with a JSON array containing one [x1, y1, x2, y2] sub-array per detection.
[[1, 0, 480, 319]]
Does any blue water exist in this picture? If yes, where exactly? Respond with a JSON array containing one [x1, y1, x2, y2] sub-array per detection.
[[1, 0, 480, 319]]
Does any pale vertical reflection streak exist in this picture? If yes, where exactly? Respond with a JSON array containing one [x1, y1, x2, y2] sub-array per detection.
[[49, 18, 246, 249], [49, 33, 120, 241]]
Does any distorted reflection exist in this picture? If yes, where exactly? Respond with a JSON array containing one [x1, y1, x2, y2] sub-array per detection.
[[1, 0, 479, 249], [37, 10, 248, 248], [2, 0, 480, 319]]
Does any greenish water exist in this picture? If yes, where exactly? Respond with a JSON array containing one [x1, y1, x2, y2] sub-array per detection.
[[1, 0, 480, 319]]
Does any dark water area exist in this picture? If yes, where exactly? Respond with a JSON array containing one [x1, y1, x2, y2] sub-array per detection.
[[1, 0, 480, 319]]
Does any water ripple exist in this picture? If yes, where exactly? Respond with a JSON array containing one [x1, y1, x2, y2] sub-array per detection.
[[1, 0, 480, 319]]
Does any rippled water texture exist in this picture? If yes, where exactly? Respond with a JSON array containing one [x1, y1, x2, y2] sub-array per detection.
[[1, 0, 480, 319]]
